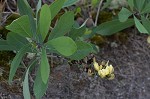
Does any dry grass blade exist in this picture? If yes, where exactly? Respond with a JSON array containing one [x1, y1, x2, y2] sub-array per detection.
[[0, 0, 5, 25]]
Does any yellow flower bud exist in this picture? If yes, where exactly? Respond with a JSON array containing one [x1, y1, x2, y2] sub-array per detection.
[[108, 65, 114, 73], [93, 57, 101, 71], [94, 62, 100, 71], [88, 69, 94, 76]]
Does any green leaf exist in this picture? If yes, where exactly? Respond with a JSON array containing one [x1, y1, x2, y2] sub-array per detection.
[[6, 15, 32, 38], [33, 67, 48, 99], [94, 19, 134, 36], [141, 2, 150, 14], [40, 48, 50, 84], [23, 59, 37, 99], [91, 0, 98, 7], [9, 44, 31, 84], [101, 0, 112, 10], [17, 0, 36, 37], [68, 41, 93, 60], [68, 26, 86, 40], [134, 0, 146, 12], [134, 16, 148, 33], [127, 0, 134, 11], [36, 0, 41, 18], [37, 4, 51, 41], [48, 11, 74, 40], [23, 68, 31, 99], [118, 7, 132, 22], [0, 40, 15, 51], [141, 16, 150, 34], [63, 0, 79, 7], [7, 32, 29, 50], [49, 0, 65, 20], [46, 36, 77, 56], [17, 0, 33, 16], [36, 0, 42, 27]]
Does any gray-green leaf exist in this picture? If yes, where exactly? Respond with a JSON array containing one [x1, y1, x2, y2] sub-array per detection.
[[134, 0, 146, 12], [68, 41, 93, 60], [127, 0, 134, 11], [9, 44, 31, 84], [33, 67, 48, 99], [49, 0, 65, 20], [23, 59, 38, 99], [40, 48, 50, 84], [68, 26, 86, 40], [141, 16, 150, 34], [23, 67, 31, 99], [134, 16, 148, 33], [6, 15, 32, 38], [7, 32, 29, 50], [63, 0, 79, 7], [141, 2, 150, 14], [118, 7, 132, 22], [0, 40, 15, 51], [48, 11, 74, 40], [17, 0, 36, 36], [46, 36, 77, 56], [37, 4, 51, 41], [93, 19, 134, 36]]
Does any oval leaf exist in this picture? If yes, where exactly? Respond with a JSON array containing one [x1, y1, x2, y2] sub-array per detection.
[[17, 0, 36, 36], [68, 41, 93, 60], [6, 15, 32, 38], [36, 0, 41, 18], [141, 2, 150, 14], [49, 0, 65, 20], [68, 26, 86, 40], [134, 0, 146, 12], [0, 40, 15, 51], [127, 0, 134, 11], [118, 7, 132, 22], [46, 36, 77, 56], [40, 48, 50, 84], [48, 11, 74, 40], [37, 4, 51, 41], [7, 32, 29, 50]]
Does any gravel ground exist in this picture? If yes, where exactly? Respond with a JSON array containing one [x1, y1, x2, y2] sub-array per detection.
[[42, 30, 150, 99], [1, 27, 150, 99], [0, 0, 150, 99]]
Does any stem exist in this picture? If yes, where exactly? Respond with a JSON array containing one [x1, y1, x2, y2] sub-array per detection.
[[94, 0, 104, 26]]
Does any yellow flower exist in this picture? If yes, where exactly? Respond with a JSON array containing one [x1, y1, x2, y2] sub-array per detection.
[[98, 68, 110, 78], [105, 64, 114, 74], [98, 61, 115, 79], [93, 58, 115, 80], [108, 65, 114, 73], [93, 57, 102, 71]]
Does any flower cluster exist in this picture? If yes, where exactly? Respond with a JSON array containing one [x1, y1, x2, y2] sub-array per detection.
[[93, 58, 115, 80]]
